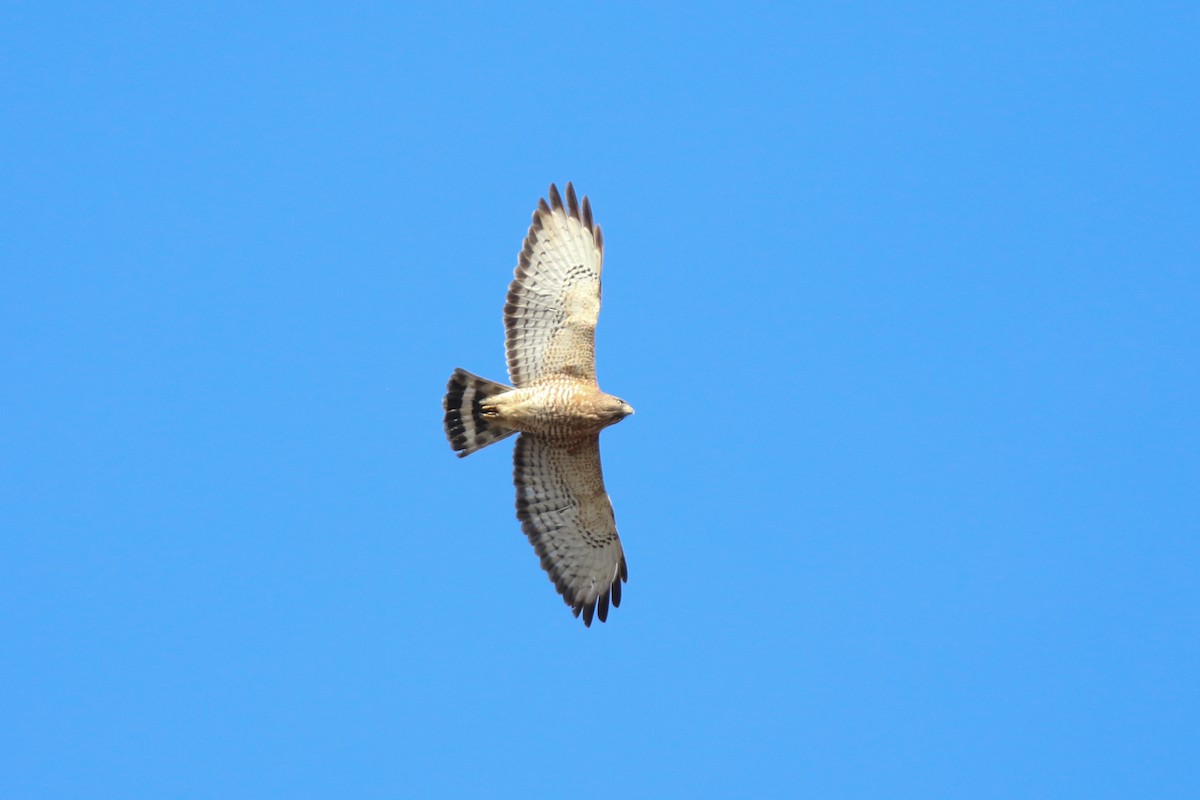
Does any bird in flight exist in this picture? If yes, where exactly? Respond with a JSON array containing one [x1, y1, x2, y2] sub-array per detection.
[[443, 183, 633, 626]]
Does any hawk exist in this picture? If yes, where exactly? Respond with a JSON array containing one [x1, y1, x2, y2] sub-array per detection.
[[443, 183, 633, 626]]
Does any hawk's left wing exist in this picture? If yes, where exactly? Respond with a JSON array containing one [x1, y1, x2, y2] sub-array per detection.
[[505, 183, 604, 388], [513, 433, 627, 626]]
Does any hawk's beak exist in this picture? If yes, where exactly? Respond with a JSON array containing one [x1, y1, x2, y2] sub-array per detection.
[[622, 403, 635, 417]]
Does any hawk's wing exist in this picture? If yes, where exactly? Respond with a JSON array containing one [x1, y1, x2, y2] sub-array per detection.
[[505, 183, 604, 388], [514, 433, 627, 626]]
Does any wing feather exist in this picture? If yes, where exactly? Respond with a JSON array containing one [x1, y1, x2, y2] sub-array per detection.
[[513, 433, 627, 626], [504, 182, 604, 387]]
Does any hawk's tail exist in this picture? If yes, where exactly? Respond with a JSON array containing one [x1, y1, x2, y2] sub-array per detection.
[[444, 369, 517, 458]]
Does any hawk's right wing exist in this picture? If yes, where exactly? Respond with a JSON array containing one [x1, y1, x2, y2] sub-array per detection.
[[513, 433, 627, 626], [504, 183, 604, 388]]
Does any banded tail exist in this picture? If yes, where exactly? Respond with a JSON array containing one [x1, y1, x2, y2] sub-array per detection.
[[443, 369, 517, 457]]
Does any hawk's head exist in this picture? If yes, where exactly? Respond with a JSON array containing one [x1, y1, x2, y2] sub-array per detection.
[[602, 394, 635, 425]]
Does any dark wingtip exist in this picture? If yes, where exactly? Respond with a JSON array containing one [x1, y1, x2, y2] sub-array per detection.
[[548, 183, 564, 211], [582, 600, 595, 627], [565, 182, 580, 220], [581, 195, 593, 232]]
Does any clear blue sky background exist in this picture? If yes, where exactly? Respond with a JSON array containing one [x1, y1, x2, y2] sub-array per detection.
[[2, 3, 1196, 798]]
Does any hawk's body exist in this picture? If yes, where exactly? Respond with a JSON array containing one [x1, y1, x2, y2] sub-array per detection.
[[443, 183, 633, 626]]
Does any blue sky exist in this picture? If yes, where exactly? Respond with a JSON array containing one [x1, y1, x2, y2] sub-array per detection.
[[2, 2, 1197, 797]]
